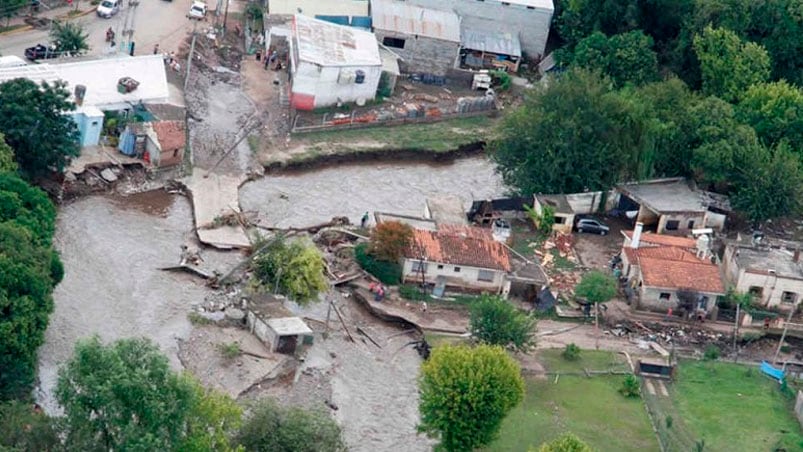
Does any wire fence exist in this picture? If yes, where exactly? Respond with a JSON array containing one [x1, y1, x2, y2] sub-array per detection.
[[641, 378, 700, 452]]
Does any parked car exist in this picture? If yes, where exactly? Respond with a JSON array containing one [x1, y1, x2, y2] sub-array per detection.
[[96, 0, 120, 18], [576, 218, 610, 235], [24, 44, 58, 61], [188, 1, 207, 19]]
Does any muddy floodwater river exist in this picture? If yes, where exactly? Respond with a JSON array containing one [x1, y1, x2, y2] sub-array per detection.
[[38, 156, 505, 420], [241, 156, 506, 228]]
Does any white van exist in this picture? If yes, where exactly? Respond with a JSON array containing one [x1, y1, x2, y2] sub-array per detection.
[[97, 0, 120, 18]]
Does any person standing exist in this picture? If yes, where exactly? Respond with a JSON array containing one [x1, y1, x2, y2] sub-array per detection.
[[360, 211, 369, 229], [153, 43, 159, 55]]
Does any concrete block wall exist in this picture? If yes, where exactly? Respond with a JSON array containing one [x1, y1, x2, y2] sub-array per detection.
[[374, 30, 460, 76]]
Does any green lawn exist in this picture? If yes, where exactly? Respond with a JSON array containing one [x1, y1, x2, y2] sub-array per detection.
[[297, 115, 496, 154], [670, 360, 803, 451], [486, 350, 657, 451]]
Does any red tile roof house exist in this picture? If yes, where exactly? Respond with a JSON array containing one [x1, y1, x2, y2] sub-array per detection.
[[620, 223, 725, 315], [402, 225, 512, 294]]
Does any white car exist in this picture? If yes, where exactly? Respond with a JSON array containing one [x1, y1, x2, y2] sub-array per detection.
[[188, 1, 207, 19], [96, 0, 120, 18]]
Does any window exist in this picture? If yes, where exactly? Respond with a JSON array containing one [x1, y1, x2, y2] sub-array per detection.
[[687, 220, 695, 229], [382, 37, 405, 49], [454, 266, 461, 273], [659, 292, 671, 301], [782, 291, 798, 304], [749, 286, 764, 297], [437, 264, 444, 270], [665, 220, 680, 230], [91, 121, 99, 126], [554, 216, 566, 224], [411, 261, 428, 272], [478, 270, 494, 282]]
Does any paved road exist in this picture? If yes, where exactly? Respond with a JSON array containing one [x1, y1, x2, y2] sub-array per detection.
[[0, 0, 201, 60]]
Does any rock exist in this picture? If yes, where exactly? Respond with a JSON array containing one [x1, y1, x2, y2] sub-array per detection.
[[100, 168, 118, 182], [225, 307, 245, 321], [64, 171, 77, 182], [199, 311, 225, 322]]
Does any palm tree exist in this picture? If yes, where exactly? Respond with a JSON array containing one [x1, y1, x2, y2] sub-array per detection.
[[49, 21, 89, 55]]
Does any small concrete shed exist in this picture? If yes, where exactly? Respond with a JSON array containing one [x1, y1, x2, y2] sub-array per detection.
[[261, 317, 314, 354]]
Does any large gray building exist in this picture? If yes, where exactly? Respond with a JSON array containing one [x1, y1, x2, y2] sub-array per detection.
[[404, 0, 553, 60], [370, 0, 461, 76]]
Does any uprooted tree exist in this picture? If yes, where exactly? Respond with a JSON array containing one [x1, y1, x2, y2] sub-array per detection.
[[252, 236, 328, 304]]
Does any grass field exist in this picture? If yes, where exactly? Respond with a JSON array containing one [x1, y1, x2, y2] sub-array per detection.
[[668, 360, 803, 451], [298, 115, 497, 154], [486, 350, 657, 451]]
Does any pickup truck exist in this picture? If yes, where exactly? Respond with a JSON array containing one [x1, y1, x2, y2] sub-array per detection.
[[24, 44, 59, 61]]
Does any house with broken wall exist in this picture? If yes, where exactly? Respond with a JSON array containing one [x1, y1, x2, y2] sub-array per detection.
[[118, 120, 186, 168], [0, 54, 170, 147], [722, 236, 803, 311], [286, 14, 383, 110], [615, 178, 730, 234], [620, 223, 725, 314], [370, 0, 462, 76]]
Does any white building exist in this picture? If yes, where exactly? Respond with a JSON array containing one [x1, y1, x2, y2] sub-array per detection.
[[289, 14, 382, 110], [723, 238, 803, 310], [268, 0, 369, 17]]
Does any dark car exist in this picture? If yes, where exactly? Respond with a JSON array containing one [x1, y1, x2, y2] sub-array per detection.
[[24, 44, 58, 61], [576, 218, 610, 235]]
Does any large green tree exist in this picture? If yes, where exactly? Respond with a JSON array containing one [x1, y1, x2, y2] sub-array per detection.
[[730, 142, 803, 222], [491, 69, 647, 195], [569, 31, 659, 87], [252, 237, 328, 304], [693, 26, 771, 102], [0, 173, 60, 400], [575, 271, 618, 303], [50, 21, 89, 55], [56, 336, 242, 451], [0, 78, 80, 178], [419, 344, 524, 451], [736, 81, 803, 151], [234, 399, 346, 452], [470, 295, 536, 352]]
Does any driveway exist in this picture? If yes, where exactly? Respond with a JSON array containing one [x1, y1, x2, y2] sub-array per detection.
[[573, 216, 631, 270], [0, 0, 201, 61]]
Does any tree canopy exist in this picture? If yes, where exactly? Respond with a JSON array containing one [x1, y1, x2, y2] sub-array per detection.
[[736, 81, 803, 151], [566, 30, 659, 87], [693, 26, 771, 102], [368, 220, 413, 262], [234, 399, 346, 452], [575, 271, 618, 304], [0, 401, 60, 451], [419, 344, 524, 451], [470, 295, 535, 352], [50, 21, 89, 55], [56, 336, 242, 451], [252, 237, 328, 304], [0, 173, 60, 400], [0, 78, 80, 178], [0, 133, 16, 173]]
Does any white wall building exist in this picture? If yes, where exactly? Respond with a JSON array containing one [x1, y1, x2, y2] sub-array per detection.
[[289, 14, 382, 110], [723, 240, 803, 310]]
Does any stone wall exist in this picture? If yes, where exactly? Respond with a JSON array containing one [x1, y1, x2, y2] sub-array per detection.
[[374, 30, 460, 76]]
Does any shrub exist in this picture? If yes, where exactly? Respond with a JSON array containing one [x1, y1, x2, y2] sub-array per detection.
[[562, 343, 581, 361], [703, 344, 720, 361], [575, 271, 618, 303], [619, 374, 641, 398], [218, 342, 241, 360], [469, 295, 536, 352], [490, 70, 512, 91], [354, 243, 400, 285], [665, 415, 673, 429]]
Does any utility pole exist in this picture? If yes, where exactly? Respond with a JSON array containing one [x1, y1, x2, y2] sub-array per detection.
[[594, 302, 600, 350], [773, 307, 796, 365], [184, 20, 199, 91], [732, 303, 740, 363], [222, 0, 229, 33], [118, 0, 139, 55]]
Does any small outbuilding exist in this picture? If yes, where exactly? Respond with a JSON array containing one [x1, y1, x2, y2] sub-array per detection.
[[289, 14, 383, 110], [263, 317, 314, 354]]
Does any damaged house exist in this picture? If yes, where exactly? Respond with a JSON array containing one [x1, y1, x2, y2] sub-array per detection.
[[118, 120, 186, 168], [723, 236, 803, 310], [615, 178, 730, 234], [621, 223, 725, 315]]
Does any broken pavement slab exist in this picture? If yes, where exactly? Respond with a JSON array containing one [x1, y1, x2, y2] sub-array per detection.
[[183, 171, 251, 250]]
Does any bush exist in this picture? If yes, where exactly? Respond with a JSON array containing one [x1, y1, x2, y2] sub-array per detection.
[[469, 295, 536, 352], [562, 343, 581, 361], [619, 374, 641, 398], [369, 221, 413, 261], [218, 342, 241, 359], [703, 344, 720, 361], [665, 415, 673, 429], [490, 70, 512, 91], [354, 242, 400, 285]]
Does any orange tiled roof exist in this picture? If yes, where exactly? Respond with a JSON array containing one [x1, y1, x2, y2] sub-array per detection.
[[639, 257, 724, 293], [622, 246, 706, 263], [623, 230, 697, 248], [151, 120, 186, 151], [407, 225, 511, 271]]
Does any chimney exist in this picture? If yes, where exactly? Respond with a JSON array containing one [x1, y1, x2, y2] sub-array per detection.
[[795, 248, 800, 263], [630, 222, 643, 249]]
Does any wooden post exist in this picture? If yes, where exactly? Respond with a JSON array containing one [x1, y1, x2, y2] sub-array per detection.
[[594, 302, 599, 350], [773, 307, 796, 364], [325, 298, 332, 336], [732, 303, 740, 363]]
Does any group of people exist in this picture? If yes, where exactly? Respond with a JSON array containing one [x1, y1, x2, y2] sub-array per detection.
[[368, 282, 386, 302]]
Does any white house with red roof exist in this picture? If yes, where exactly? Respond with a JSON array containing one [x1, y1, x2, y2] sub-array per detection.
[[621, 223, 725, 314]]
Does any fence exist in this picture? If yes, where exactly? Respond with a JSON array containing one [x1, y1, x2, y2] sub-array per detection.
[[291, 108, 497, 134], [641, 379, 699, 452]]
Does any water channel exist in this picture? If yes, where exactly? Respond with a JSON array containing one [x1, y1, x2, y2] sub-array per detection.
[[37, 157, 506, 422]]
